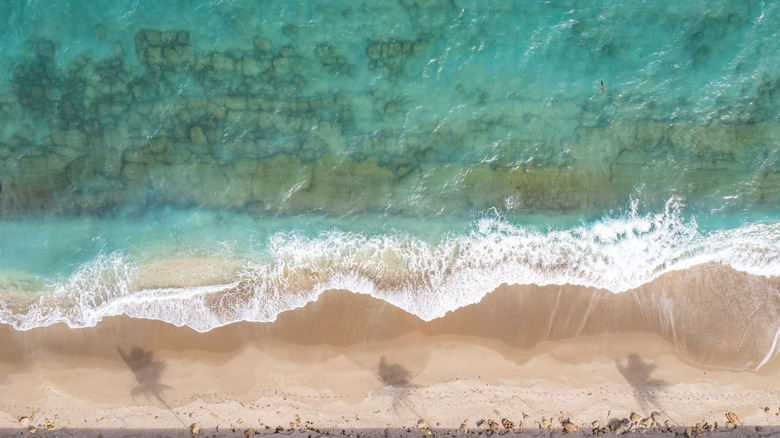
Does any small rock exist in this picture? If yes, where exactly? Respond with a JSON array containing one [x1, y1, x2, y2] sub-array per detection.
[[190, 423, 200, 434], [279, 46, 294, 58], [149, 137, 167, 153], [37, 39, 56, 58], [629, 412, 641, 423], [253, 37, 272, 54], [384, 428, 389, 437], [608, 419, 630, 434], [591, 420, 600, 429], [190, 126, 207, 144], [177, 31, 190, 45], [560, 417, 580, 433], [501, 419, 514, 431], [244, 428, 254, 437], [459, 423, 468, 434], [242, 55, 264, 76], [18, 417, 31, 427], [146, 46, 162, 65], [765, 406, 771, 413], [416, 420, 428, 430], [726, 412, 739, 424], [282, 24, 298, 36]]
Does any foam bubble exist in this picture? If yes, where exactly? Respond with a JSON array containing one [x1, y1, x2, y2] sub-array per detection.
[[0, 252, 134, 330]]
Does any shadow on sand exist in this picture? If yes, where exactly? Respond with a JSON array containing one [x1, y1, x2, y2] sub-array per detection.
[[616, 354, 670, 418], [378, 356, 411, 387], [117, 346, 185, 427], [377, 356, 425, 419]]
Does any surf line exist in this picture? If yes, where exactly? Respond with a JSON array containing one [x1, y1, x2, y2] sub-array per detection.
[[601, 80, 605, 97]]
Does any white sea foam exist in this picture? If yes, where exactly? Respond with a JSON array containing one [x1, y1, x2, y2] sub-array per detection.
[[1, 199, 779, 333]]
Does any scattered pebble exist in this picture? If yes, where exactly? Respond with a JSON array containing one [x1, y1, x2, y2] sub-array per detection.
[[501, 418, 514, 431], [416, 419, 432, 436], [562, 420, 581, 433]]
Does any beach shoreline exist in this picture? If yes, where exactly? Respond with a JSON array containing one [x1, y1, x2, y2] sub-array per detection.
[[1, 1, 779, 436], [1, 278, 779, 436]]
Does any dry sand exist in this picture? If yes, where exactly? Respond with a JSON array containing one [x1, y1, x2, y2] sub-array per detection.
[[1, 266, 779, 437]]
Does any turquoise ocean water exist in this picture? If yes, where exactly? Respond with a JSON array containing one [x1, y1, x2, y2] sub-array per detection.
[[0, 1, 778, 339]]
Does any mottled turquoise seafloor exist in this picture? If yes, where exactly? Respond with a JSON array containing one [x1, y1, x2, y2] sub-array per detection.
[[0, 1, 779, 332]]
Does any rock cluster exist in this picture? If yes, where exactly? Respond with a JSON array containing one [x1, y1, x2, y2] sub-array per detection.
[[135, 29, 195, 72], [316, 43, 355, 76], [366, 39, 427, 78], [416, 419, 433, 436]]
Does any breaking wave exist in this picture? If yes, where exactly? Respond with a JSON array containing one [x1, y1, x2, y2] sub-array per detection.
[[1, 199, 778, 332]]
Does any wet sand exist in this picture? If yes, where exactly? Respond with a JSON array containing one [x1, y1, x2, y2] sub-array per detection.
[[1, 264, 779, 436]]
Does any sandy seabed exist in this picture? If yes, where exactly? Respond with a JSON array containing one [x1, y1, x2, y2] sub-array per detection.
[[1, 264, 779, 437]]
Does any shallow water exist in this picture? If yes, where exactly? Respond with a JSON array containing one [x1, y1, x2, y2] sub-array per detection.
[[0, 1, 778, 368]]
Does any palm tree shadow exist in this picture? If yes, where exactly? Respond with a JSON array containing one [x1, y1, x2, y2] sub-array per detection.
[[379, 356, 411, 387], [118, 346, 185, 426], [616, 354, 670, 418], [377, 356, 423, 419]]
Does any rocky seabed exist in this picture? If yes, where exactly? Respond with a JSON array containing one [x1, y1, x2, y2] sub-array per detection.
[[0, 24, 778, 218]]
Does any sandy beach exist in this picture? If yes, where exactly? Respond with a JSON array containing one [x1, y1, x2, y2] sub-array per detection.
[[1, 264, 779, 437]]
